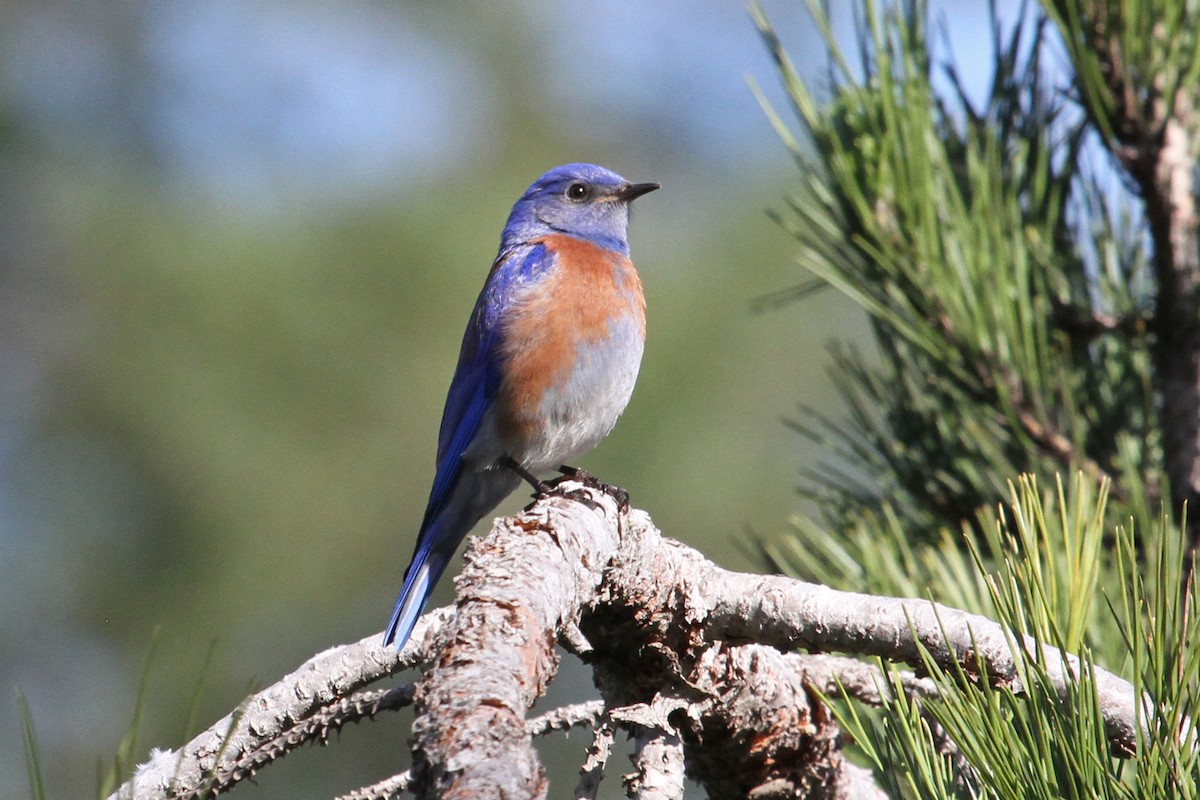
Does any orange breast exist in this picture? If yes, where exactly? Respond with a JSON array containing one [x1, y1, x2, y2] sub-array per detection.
[[495, 235, 645, 442]]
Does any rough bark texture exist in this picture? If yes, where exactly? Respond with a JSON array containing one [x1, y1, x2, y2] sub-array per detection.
[[597, 526, 1141, 756], [410, 491, 626, 798], [626, 727, 686, 800], [109, 485, 1149, 799], [112, 615, 446, 800], [1139, 108, 1200, 557]]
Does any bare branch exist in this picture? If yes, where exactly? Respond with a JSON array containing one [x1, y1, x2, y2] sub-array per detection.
[[526, 700, 606, 737], [561, 621, 596, 656], [575, 715, 617, 799], [682, 645, 885, 799], [625, 727, 685, 800], [109, 612, 448, 800], [601, 514, 1143, 756], [928, 295, 1125, 498], [334, 770, 413, 800], [970, 361, 1126, 500], [1052, 303, 1151, 340], [796, 653, 941, 705], [1004, 394, 1126, 502]]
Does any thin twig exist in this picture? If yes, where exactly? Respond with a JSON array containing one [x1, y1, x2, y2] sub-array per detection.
[[333, 770, 413, 800], [625, 728, 685, 800], [526, 700, 606, 737], [575, 716, 617, 800]]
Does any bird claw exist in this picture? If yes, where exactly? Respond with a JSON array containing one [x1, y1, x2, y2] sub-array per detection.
[[559, 486, 601, 510], [556, 466, 631, 512], [509, 459, 631, 511]]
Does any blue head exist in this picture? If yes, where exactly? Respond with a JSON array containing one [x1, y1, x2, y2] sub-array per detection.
[[501, 163, 659, 253]]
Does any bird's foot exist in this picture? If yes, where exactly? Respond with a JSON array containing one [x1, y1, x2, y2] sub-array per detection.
[[544, 468, 600, 509], [557, 486, 601, 510], [555, 465, 631, 512]]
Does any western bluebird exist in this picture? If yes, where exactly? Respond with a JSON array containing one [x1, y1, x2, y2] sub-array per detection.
[[384, 163, 659, 649]]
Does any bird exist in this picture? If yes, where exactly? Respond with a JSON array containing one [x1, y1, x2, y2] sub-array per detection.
[[383, 163, 659, 650]]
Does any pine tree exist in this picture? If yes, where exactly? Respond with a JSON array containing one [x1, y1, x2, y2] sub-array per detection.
[[755, 0, 1200, 795]]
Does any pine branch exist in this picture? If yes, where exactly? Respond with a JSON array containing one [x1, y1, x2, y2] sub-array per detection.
[[108, 486, 1158, 799], [921, 297, 1128, 501], [1045, 0, 1200, 554], [995, 365, 1128, 502], [601, 512, 1146, 757]]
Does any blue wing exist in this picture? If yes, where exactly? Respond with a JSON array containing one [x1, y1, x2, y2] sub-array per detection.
[[383, 243, 550, 648]]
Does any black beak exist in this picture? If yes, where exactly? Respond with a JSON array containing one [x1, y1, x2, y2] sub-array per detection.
[[616, 181, 661, 202]]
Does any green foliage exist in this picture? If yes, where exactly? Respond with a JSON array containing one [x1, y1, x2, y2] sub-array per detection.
[[1044, 0, 1200, 144], [17, 692, 46, 800], [806, 474, 1200, 798], [757, 0, 1200, 795], [96, 633, 160, 799], [752, 0, 1157, 538], [1120, 512, 1200, 796]]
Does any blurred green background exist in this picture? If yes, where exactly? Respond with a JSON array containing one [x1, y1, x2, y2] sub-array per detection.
[[0, 1, 993, 796]]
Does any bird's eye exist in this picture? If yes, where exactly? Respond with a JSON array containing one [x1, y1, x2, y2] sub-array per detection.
[[566, 182, 590, 202]]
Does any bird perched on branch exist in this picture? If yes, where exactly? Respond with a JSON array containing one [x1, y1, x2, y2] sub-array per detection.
[[384, 163, 659, 650]]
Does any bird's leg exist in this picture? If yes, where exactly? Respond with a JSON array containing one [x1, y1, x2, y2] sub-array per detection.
[[503, 457, 551, 495], [556, 465, 631, 512]]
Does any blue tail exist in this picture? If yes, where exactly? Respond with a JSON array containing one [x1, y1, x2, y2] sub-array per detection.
[[384, 466, 523, 650], [384, 547, 448, 650]]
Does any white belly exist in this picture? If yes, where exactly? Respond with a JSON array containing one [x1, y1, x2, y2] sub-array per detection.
[[518, 317, 644, 471]]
